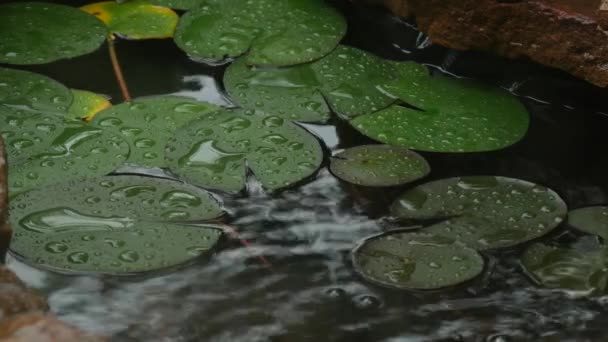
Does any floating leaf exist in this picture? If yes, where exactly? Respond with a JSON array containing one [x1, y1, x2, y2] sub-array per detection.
[[391, 176, 567, 250], [2, 113, 68, 164], [352, 76, 529, 152], [0, 2, 107, 65], [66, 89, 111, 121], [224, 45, 426, 122], [165, 108, 323, 192], [7, 119, 130, 194], [330, 145, 429, 187], [0, 67, 72, 115], [174, 0, 346, 66], [81, 1, 179, 40], [90, 96, 219, 168], [352, 232, 484, 290], [521, 243, 608, 294], [568, 206, 608, 240], [9, 175, 224, 274], [144, 0, 204, 10]]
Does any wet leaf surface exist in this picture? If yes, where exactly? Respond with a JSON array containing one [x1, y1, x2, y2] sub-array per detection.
[[81, 1, 179, 40], [90, 96, 219, 168], [9, 175, 224, 274], [391, 176, 567, 250], [352, 232, 484, 290], [0, 2, 107, 65], [330, 144, 429, 187], [66, 89, 111, 121], [174, 0, 346, 66], [521, 243, 608, 294], [568, 206, 608, 241], [165, 108, 323, 192], [144, 0, 204, 10]]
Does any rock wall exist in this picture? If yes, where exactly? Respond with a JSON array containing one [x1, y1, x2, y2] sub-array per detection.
[[357, 0, 608, 88]]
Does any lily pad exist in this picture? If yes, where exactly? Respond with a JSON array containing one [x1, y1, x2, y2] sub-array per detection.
[[0, 2, 107, 65], [90, 96, 220, 168], [0, 67, 73, 115], [521, 243, 608, 294], [224, 45, 426, 122], [144, 0, 204, 10], [165, 108, 323, 192], [81, 1, 179, 40], [67, 89, 111, 121], [174, 0, 346, 66], [568, 206, 608, 240], [9, 175, 224, 274], [352, 232, 484, 290], [8, 119, 130, 194], [330, 145, 429, 187], [391, 176, 567, 250], [352, 76, 530, 152]]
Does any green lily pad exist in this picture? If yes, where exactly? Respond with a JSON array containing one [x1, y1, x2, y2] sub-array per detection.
[[9, 175, 224, 274], [352, 232, 484, 290], [330, 145, 430, 187], [8, 119, 130, 194], [2, 113, 68, 164], [144, 0, 204, 10], [521, 243, 608, 294], [66, 89, 111, 121], [224, 45, 426, 122], [352, 76, 530, 152], [90, 96, 220, 168], [174, 0, 346, 66], [391, 176, 567, 250], [0, 2, 107, 65], [568, 206, 608, 240], [0, 67, 73, 115], [10, 223, 222, 275], [165, 108, 323, 192], [81, 1, 179, 40]]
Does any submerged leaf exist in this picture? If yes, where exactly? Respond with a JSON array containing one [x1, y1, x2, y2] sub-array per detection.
[[66, 89, 111, 121], [352, 76, 530, 152], [81, 1, 179, 39], [521, 243, 608, 294], [0, 2, 107, 65], [165, 108, 323, 192], [391, 176, 567, 250], [352, 232, 484, 290], [174, 0, 346, 66], [9, 175, 224, 274], [0, 67, 73, 115], [568, 206, 608, 241], [90, 96, 220, 168], [330, 145, 429, 187]]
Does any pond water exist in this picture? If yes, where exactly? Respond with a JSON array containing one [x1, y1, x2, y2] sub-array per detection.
[[7, 1, 608, 341]]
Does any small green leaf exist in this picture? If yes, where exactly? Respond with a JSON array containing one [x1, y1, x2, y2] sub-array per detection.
[[174, 0, 346, 66], [9, 175, 224, 275], [568, 206, 608, 241], [165, 108, 323, 192], [66, 89, 111, 121], [352, 76, 529, 152], [0, 67, 73, 115], [0, 2, 107, 65], [391, 176, 567, 250], [330, 145, 429, 187], [521, 243, 608, 294], [81, 1, 179, 40], [8, 119, 130, 195], [90, 96, 220, 168], [352, 232, 484, 290]]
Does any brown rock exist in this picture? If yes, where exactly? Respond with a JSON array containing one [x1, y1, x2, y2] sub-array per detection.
[[355, 0, 608, 88], [0, 266, 48, 321], [0, 314, 105, 342]]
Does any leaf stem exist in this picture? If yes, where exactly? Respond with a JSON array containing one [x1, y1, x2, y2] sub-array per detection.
[[107, 37, 131, 102]]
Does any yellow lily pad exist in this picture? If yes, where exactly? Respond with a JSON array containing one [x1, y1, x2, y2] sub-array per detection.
[[81, 0, 178, 40], [67, 89, 111, 121]]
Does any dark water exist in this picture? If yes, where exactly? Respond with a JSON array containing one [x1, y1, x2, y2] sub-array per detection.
[[7, 1, 608, 341]]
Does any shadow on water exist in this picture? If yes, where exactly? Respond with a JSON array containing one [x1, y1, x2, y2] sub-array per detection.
[[6, 0, 608, 341]]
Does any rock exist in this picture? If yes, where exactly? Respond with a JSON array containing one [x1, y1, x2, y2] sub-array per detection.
[[0, 137, 9, 260], [0, 313, 105, 342], [355, 0, 608, 88], [0, 266, 48, 321]]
